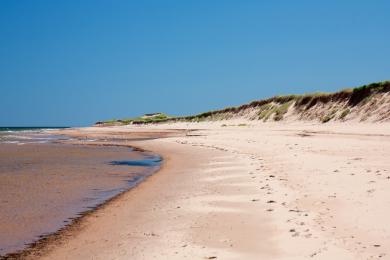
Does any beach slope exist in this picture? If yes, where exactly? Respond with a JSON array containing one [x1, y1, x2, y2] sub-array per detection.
[[23, 121, 390, 260]]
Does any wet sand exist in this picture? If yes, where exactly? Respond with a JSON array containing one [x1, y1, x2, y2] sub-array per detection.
[[0, 143, 159, 256]]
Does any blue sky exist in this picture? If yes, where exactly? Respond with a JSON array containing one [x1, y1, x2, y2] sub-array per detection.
[[1, 1, 389, 126]]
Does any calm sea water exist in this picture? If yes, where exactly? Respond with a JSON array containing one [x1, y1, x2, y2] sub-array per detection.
[[0, 127, 70, 144], [0, 127, 69, 131]]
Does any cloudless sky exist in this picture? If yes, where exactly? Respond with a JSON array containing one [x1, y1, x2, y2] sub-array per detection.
[[1, 0, 389, 126]]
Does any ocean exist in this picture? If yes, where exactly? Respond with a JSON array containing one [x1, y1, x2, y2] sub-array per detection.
[[0, 127, 70, 144]]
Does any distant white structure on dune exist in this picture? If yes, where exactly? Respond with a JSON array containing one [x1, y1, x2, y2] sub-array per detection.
[[142, 113, 164, 119]]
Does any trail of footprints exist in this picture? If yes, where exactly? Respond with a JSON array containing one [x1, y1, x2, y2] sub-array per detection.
[[174, 138, 387, 259]]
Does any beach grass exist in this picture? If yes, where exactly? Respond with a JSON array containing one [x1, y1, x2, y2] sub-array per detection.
[[96, 80, 390, 125]]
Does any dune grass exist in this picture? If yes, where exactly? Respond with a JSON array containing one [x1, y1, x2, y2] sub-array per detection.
[[99, 113, 171, 125], [96, 81, 390, 125], [339, 108, 350, 120], [274, 101, 294, 121]]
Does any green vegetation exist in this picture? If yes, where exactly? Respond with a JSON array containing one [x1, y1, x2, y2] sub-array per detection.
[[100, 119, 118, 125], [257, 104, 273, 120], [131, 113, 170, 124], [349, 81, 390, 106], [96, 81, 390, 125], [339, 108, 350, 119], [321, 109, 338, 123], [352, 81, 389, 93], [263, 106, 277, 121], [256, 100, 293, 121], [274, 101, 293, 121], [321, 114, 333, 123], [98, 119, 117, 125], [100, 113, 171, 125]]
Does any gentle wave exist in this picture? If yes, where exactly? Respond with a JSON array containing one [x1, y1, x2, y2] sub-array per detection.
[[0, 128, 71, 144]]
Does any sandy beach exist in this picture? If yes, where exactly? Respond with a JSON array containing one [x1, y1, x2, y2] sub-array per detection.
[[2, 0, 388, 259], [14, 120, 388, 260]]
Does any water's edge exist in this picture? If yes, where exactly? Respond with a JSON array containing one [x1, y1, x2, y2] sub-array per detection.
[[0, 136, 163, 259]]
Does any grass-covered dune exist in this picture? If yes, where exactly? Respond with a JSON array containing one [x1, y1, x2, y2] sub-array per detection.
[[97, 81, 390, 126], [96, 113, 171, 126]]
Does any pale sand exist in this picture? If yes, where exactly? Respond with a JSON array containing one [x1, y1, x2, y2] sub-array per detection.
[[33, 121, 390, 259]]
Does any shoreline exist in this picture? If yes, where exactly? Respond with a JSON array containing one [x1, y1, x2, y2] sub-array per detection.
[[35, 131, 269, 259], [0, 140, 166, 260], [5, 121, 390, 259]]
